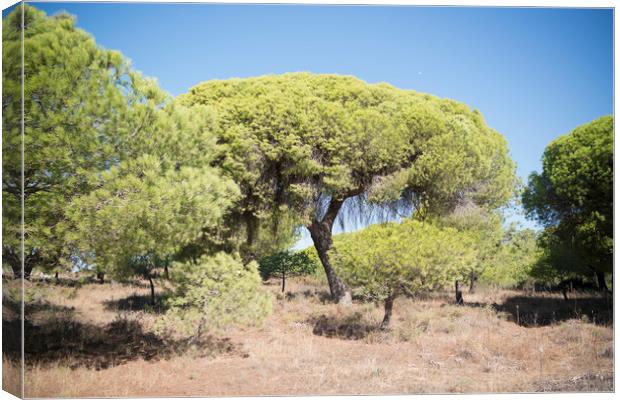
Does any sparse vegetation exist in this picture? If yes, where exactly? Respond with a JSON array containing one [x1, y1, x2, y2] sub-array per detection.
[[2, 276, 613, 397]]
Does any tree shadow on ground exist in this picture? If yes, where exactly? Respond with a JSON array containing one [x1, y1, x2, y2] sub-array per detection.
[[533, 372, 614, 392], [103, 293, 170, 314], [308, 312, 379, 340], [2, 294, 240, 370], [284, 289, 332, 304], [464, 293, 613, 327], [29, 277, 84, 288]]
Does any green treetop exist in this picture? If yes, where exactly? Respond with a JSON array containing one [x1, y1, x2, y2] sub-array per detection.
[[66, 152, 240, 304], [1, 5, 180, 277], [522, 115, 613, 289]]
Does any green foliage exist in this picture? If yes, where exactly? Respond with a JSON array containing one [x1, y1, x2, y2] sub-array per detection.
[[180, 73, 516, 298], [330, 219, 476, 302], [435, 205, 542, 289], [480, 226, 542, 288], [433, 203, 504, 286], [1, 6, 241, 282], [2, 6, 138, 274], [67, 153, 239, 280], [523, 116, 613, 277], [2, 6, 227, 277], [251, 213, 302, 260], [297, 245, 329, 284], [527, 227, 587, 283], [258, 250, 317, 281], [158, 252, 272, 336], [180, 73, 516, 224]]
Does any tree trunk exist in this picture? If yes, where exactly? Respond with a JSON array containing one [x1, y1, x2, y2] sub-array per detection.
[[469, 271, 477, 293], [307, 198, 351, 305], [4, 248, 33, 280], [54, 271, 59, 283], [455, 280, 464, 305], [164, 264, 170, 280], [10, 262, 32, 280], [562, 286, 569, 301], [10, 263, 20, 279], [281, 271, 286, 293], [242, 210, 259, 263], [596, 271, 609, 292], [4, 247, 21, 279], [96, 272, 105, 284], [380, 293, 395, 330], [24, 265, 32, 280], [148, 275, 156, 305]]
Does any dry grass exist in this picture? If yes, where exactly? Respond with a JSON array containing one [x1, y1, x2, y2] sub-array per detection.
[[3, 357, 22, 397], [2, 275, 613, 397]]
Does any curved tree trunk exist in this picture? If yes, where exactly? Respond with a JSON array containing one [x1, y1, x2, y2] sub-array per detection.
[[307, 198, 352, 306], [380, 293, 396, 330], [10, 263, 21, 279], [23, 264, 32, 280], [147, 275, 156, 305]]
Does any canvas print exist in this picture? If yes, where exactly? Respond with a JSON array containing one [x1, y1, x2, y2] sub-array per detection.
[[1, 1, 614, 397]]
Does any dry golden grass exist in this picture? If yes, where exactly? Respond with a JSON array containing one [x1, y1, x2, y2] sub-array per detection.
[[3, 357, 21, 397], [3, 275, 613, 397]]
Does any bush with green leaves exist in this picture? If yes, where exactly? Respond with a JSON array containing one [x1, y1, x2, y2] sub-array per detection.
[[157, 252, 272, 338], [330, 219, 475, 329], [258, 251, 318, 292]]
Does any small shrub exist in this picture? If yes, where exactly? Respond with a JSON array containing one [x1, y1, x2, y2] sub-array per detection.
[[258, 250, 317, 292], [156, 252, 272, 338]]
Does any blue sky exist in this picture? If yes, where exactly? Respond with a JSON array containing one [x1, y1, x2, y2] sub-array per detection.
[[7, 2, 614, 248]]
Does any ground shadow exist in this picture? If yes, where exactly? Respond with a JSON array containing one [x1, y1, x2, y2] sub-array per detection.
[[284, 289, 332, 304], [464, 293, 613, 327], [29, 276, 84, 288], [103, 293, 170, 314], [308, 312, 379, 340], [2, 294, 240, 370], [533, 372, 614, 392]]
